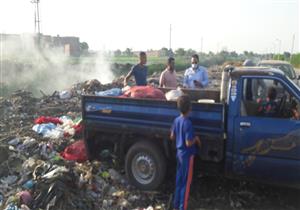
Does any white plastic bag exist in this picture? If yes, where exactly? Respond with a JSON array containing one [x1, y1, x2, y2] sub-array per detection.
[[165, 88, 184, 101]]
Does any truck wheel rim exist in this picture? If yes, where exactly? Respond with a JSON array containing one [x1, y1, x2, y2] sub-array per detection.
[[131, 153, 156, 185]]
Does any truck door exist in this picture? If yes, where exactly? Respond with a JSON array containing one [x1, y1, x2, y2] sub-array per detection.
[[233, 77, 300, 187]]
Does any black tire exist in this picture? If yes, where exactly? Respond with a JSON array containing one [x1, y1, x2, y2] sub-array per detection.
[[125, 141, 166, 190]]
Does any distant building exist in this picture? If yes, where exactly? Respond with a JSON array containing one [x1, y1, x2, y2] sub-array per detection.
[[0, 33, 81, 57], [52, 35, 81, 57]]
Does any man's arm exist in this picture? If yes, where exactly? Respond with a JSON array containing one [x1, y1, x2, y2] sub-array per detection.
[[185, 121, 196, 147], [186, 136, 201, 147], [170, 123, 175, 140], [200, 69, 209, 87], [170, 131, 175, 141], [185, 138, 195, 147], [183, 70, 189, 88], [124, 67, 134, 86], [159, 71, 165, 88]]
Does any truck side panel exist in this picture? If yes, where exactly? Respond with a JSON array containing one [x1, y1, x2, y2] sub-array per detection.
[[82, 95, 225, 162]]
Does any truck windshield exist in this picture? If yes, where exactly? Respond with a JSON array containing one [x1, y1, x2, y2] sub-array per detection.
[[286, 76, 300, 92], [274, 64, 296, 79], [259, 64, 296, 79]]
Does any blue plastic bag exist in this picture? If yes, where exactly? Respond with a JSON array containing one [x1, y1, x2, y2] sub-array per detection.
[[95, 88, 122, 96]]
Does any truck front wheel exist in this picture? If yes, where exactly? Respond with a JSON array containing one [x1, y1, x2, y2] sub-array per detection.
[[125, 141, 166, 190]]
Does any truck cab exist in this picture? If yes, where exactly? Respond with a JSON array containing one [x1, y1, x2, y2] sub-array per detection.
[[227, 67, 300, 188]]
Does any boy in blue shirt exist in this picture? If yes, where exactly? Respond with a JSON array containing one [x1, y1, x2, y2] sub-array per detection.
[[170, 95, 201, 210]]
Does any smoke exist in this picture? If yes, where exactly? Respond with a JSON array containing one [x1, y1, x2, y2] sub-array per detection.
[[0, 34, 115, 96]]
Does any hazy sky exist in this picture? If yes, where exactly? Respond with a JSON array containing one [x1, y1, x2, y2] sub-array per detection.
[[0, 0, 299, 53]]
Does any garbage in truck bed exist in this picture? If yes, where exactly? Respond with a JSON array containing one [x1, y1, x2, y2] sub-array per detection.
[[122, 86, 166, 100]]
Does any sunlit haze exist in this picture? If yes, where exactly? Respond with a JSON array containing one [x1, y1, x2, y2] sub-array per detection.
[[0, 0, 299, 53]]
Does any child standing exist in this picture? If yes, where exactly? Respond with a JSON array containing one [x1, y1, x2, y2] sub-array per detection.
[[170, 95, 201, 210]]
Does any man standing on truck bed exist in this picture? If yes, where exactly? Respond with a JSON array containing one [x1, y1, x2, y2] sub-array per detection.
[[159, 57, 177, 88], [124, 51, 148, 86], [183, 54, 209, 89], [170, 95, 201, 210]]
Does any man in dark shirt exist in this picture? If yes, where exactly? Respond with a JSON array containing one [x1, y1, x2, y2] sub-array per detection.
[[124, 51, 148, 86]]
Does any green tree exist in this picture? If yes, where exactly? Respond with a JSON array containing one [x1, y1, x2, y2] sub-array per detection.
[[208, 51, 214, 57], [291, 53, 300, 68], [114, 49, 122, 56], [80, 42, 89, 54], [283, 51, 291, 60], [175, 48, 186, 56], [273, 54, 285, 61], [159, 47, 169, 57], [230, 51, 238, 58], [243, 51, 249, 57], [186, 48, 197, 57], [219, 50, 230, 60], [123, 48, 133, 56]]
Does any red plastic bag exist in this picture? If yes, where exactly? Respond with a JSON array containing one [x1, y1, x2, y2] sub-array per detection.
[[73, 123, 83, 135], [34, 116, 62, 125], [60, 140, 88, 162], [122, 86, 166, 100]]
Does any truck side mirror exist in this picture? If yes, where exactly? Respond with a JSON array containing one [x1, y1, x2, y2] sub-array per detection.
[[297, 75, 300, 80]]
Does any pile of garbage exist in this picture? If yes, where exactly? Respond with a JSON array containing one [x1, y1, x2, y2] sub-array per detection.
[[0, 80, 171, 210]]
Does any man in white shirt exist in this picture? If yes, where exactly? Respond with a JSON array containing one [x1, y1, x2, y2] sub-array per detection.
[[183, 54, 209, 89]]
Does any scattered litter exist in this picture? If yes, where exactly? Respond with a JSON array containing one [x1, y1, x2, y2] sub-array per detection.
[[1, 175, 18, 185], [17, 191, 32, 206], [59, 90, 72, 99], [8, 138, 21, 146], [22, 180, 35, 190]]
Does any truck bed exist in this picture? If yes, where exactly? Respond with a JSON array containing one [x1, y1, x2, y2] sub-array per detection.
[[82, 93, 226, 162]]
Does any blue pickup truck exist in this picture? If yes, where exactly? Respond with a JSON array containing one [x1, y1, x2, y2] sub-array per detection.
[[82, 67, 300, 190]]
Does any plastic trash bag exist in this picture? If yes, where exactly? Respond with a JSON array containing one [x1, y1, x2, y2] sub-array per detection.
[[122, 86, 166, 100], [59, 90, 72, 99], [22, 180, 35, 190], [165, 88, 184, 101], [60, 140, 87, 163], [17, 191, 32, 206], [32, 123, 56, 135], [34, 116, 62, 125], [95, 88, 122, 96], [43, 128, 64, 139]]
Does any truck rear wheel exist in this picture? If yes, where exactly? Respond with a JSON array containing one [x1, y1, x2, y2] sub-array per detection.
[[125, 141, 166, 190]]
